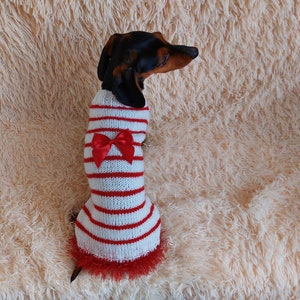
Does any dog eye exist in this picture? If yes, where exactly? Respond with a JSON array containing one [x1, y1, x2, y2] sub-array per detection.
[[159, 54, 169, 67]]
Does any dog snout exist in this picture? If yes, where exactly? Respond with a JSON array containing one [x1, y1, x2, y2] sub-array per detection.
[[174, 45, 199, 59], [188, 47, 199, 59]]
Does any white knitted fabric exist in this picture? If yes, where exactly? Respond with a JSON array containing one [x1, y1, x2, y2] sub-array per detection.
[[75, 89, 161, 262]]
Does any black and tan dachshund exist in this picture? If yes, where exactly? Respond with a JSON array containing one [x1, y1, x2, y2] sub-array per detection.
[[70, 31, 198, 282], [98, 31, 198, 108]]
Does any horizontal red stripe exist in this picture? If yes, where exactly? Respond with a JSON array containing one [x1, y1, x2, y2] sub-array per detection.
[[102, 155, 143, 161], [85, 142, 141, 147], [94, 199, 146, 214], [82, 203, 155, 230], [84, 156, 143, 163], [89, 116, 148, 124], [91, 186, 144, 197], [86, 128, 146, 135], [75, 218, 161, 245], [86, 171, 144, 179], [90, 104, 149, 111]]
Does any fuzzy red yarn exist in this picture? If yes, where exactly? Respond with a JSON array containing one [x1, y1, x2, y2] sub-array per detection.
[[69, 236, 165, 280]]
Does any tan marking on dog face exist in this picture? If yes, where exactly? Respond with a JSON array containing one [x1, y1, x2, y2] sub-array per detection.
[[139, 47, 194, 79]]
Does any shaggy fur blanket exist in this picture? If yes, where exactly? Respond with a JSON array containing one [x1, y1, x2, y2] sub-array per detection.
[[1, 1, 299, 299]]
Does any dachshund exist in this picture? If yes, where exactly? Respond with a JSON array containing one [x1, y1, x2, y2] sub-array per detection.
[[98, 31, 198, 107], [70, 31, 198, 282]]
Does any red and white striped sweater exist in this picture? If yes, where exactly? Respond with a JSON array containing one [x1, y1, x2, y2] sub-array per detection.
[[71, 90, 163, 279]]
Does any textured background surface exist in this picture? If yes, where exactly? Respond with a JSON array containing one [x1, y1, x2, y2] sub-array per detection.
[[1, 1, 299, 299]]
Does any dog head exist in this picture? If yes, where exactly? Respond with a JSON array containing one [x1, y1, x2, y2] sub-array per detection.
[[98, 31, 198, 108]]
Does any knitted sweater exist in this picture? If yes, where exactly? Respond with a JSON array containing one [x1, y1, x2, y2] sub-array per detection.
[[72, 90, 162, 279]]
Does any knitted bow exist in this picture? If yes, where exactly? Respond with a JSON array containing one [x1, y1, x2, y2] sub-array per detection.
[[91, 129, 135, 168]]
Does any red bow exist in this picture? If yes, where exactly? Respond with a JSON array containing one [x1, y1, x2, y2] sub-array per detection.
[[91, 129, 135, 168]]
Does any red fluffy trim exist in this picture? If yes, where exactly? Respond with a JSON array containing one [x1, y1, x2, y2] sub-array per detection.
[[68, 236, 165, 280]]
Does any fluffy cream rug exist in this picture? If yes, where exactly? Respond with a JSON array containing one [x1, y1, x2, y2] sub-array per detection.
[[1, 1, 299, 299]]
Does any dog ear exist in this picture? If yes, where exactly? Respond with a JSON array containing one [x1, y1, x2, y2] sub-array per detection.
[[112, 65, 146, 108], [97, 34, 119, 81]]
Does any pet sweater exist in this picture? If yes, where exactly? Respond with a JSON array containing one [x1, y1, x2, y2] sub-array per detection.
[[71, 89, 163, 279]]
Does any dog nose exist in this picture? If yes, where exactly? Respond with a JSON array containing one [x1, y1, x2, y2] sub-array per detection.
[[174, 45, 199, 59], [188, 47, 199, 59]]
